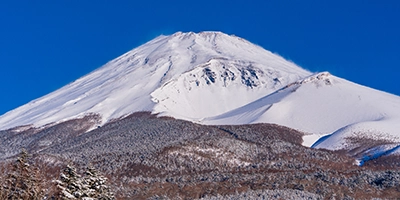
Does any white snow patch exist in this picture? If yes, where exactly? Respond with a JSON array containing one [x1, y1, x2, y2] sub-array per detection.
[[168, 146, 252, 167]]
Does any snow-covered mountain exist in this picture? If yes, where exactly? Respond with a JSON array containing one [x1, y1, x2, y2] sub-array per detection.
[[204, 72, 400, 146], [0, 31, 310, 130], [1, 31, 400, 162]]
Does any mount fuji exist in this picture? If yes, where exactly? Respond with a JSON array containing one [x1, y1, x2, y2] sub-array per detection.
[[0, 31, 310, 130], [1, 31, 400, 163]]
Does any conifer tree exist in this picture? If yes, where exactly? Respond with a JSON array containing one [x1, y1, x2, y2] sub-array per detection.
[[56, 164, 115, 200], [83, 165, 115, 200], [56, 164, 84, 199], [2, 149, 43, 199]]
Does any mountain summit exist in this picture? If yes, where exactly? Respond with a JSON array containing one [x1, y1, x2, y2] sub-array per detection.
[[0, 31, 310, 130], [1, 31, 400, 162]]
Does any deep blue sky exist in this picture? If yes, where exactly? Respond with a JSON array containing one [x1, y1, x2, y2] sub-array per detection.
[[0, 1, 399, 115]]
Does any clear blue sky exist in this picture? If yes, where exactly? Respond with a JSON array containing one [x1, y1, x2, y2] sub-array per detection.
[[0, 0, 399, 115]]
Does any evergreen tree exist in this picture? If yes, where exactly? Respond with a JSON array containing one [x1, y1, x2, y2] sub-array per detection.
[[83, 166, 115, 200], [2, 149, 43, 199], [56, 164, 84, 199], [56, 164, 115, 200]]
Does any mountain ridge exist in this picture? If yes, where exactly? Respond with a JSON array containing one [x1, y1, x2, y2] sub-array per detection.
[[1, 31, 400, 162], [203, 71, 400, 149], [0, 31, 310, 130], [1, 31, 400, 198]]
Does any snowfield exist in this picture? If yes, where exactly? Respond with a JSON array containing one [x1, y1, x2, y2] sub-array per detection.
[[1, 31, 400, 161], [0, 31, 309, 130], [204, 72, 400, 148]]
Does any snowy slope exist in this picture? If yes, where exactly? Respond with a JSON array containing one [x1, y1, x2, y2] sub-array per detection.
[[0, 31, 310, 130], [203, 72, 400, 148], [2, 31, 400, 164], [151, 58, 306, 119]]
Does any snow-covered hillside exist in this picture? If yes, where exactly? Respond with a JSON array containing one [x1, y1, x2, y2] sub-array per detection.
[[1, 31, 400, 163], [203, 72, 400, 160], [0, 31, 310, 130]]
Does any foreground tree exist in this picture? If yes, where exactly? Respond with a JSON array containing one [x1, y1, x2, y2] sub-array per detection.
[[83, 166, 115, 199], [56, 164, 84, 199], [56, 164, 114, 200], [2, 150, 43, 199]]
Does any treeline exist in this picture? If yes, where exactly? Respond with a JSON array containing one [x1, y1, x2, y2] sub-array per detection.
[[1, 113, 400, 199], [0, 150, 115, 200]]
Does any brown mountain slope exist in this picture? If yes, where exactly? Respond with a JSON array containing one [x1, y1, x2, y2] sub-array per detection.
[[0, 112, 399, 199]]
